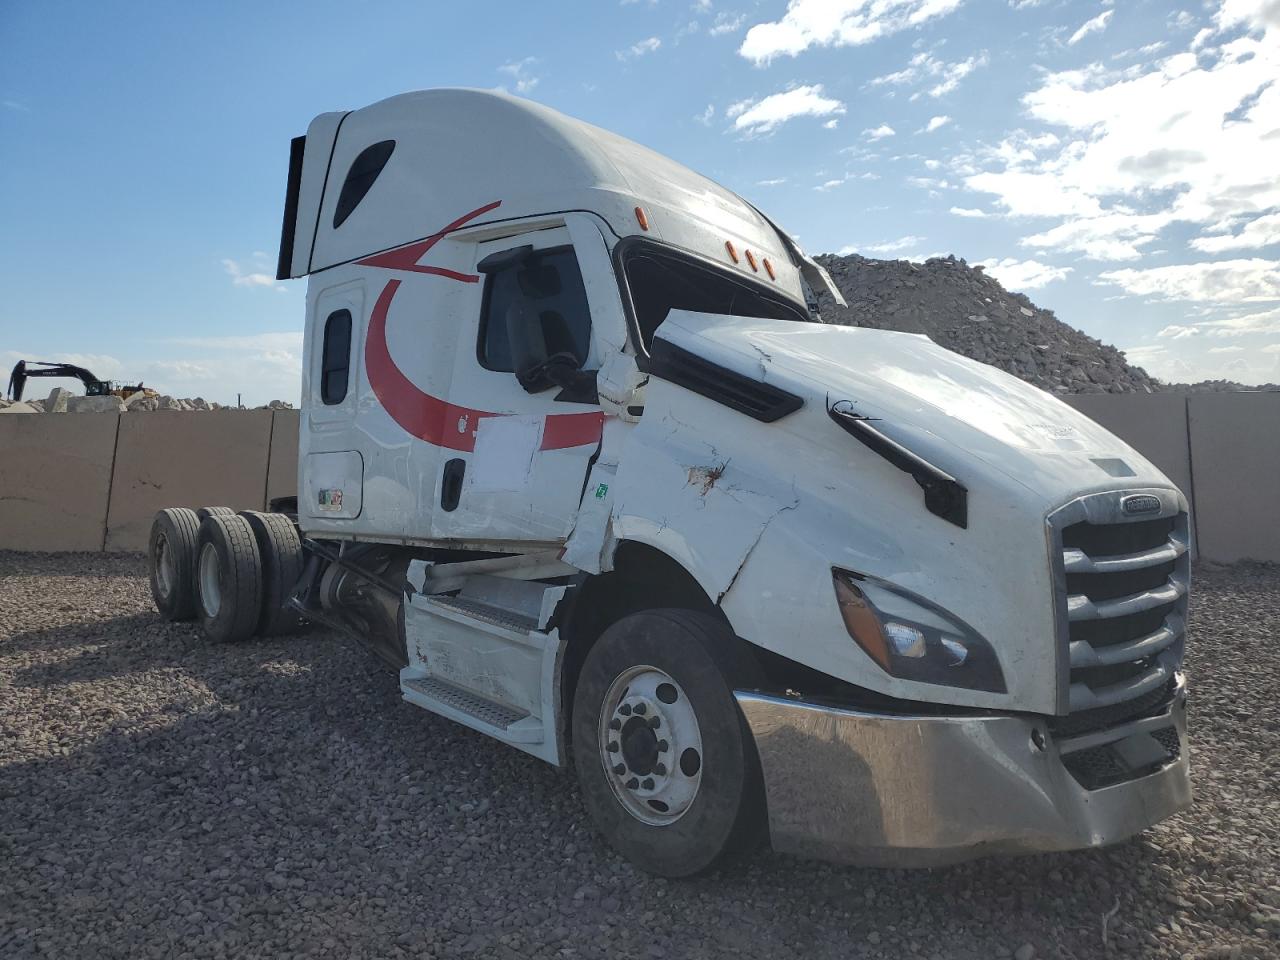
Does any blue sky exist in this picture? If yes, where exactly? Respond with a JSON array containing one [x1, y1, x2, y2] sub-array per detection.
[[2, 0, 1278, 404]]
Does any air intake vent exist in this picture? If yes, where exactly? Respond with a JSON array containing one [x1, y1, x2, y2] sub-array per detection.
[[649, 338, 803, 423]]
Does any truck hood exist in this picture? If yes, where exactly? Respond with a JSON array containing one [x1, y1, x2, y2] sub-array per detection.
[[657, 312, 1177, 506]]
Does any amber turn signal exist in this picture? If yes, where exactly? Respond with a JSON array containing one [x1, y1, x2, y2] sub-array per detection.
[[763, 258, 776, 280], [634, 206, 649, 231], [745, 249, 758, 272], [725, 240, 739, 263], [833, 572, 891, 670]]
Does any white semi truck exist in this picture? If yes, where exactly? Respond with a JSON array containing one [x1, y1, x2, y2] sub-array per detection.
[[148, 89, 1191, 877]]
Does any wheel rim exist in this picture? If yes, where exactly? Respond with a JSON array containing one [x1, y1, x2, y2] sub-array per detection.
[[155, 533, 175, 597], [198, 543, 221, 618], [598, 665, 703, 826]]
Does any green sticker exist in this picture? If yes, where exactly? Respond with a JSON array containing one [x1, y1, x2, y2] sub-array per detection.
[[594, 482, 609, 499]]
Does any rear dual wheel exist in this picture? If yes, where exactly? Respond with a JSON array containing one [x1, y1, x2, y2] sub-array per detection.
[[148, 507, 304, 640], [572, 609, 766, 877], [196, 514, 263, 643]]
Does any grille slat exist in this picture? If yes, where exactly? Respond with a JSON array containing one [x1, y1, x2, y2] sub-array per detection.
[[1048, 494, 1189, 756]]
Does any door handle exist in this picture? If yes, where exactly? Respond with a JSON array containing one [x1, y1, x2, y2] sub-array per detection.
[[441, 458, 465, 511]]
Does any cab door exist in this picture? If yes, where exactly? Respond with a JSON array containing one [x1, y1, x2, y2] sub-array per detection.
[[430, 219, 622, 544]]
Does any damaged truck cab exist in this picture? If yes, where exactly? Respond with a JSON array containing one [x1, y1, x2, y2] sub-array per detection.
[[264, 89, 1190, 875]]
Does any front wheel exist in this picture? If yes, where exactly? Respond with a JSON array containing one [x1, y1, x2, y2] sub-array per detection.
[[571, 609, 765, 877]]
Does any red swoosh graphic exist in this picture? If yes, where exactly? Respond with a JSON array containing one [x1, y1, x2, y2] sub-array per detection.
[[361, 202, 604, 453]]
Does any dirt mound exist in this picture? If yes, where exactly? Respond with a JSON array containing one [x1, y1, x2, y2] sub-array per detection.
[[814, 253, 1158, 395]]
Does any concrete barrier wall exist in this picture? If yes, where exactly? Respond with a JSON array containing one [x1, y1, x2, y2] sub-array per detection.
[[104, 410, 275, 552], [0, 399, 1276, 561], [0, 412, 121, 551], [1187, 393, 1280, 564]]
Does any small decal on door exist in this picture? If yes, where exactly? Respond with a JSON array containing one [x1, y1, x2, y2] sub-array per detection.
[[318, 489, 345, 512], [594, 483, 609, 499]]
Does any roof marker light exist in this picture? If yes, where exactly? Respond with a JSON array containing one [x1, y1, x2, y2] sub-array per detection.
[[725, 240, 739, 263], [745, 249, 759, 272], [634, 206, 649, 231], [763, 258, 776, 280]]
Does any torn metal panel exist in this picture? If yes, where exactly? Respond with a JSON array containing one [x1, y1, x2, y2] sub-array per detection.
[[563, 462, 617, 574], [610, 394, 800, 603]]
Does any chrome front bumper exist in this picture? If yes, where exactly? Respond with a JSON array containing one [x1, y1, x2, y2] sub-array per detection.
[[735, 680, 1190, 867]]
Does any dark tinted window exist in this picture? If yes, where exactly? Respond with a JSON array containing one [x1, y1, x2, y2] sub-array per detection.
[[332, 140, 395, 228], [479, 247, 592, 372], [623, 247, 809, 349], [321, 309, 352, 404]]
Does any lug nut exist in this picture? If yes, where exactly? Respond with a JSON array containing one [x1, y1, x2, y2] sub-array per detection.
[[657, 739, 669, 752], [606, 741, 619, 753], [642, 778, 654, 790], [634, 703, 647, 715], [613, 763, 626, 775], [625, 777, 639, 790], [654, 763, 666, 776], [609, 718, 621, 731]]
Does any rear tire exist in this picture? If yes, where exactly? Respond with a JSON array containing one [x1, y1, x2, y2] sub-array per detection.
[[241, 511, 306, 636], [149, 508, 201, 621], [571, 609, 765, 877], [196, 506, 236, 521], [195, 515, 263, 643]]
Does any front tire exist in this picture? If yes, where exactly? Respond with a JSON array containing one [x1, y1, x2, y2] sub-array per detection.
[[572, 609, 765, 877]]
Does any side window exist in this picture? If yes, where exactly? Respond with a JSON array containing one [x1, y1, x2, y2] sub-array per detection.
[[320, 309, 352, 404], [332, 140, 395, 228], [479, 247, 592, 372]]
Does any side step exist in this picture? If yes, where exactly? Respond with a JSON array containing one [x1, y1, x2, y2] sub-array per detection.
[[401, 674, 545, 743], [400, 567, 568, 766]]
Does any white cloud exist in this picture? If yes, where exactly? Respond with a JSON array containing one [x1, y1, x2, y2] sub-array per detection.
[[1155, 305, 1280, 338], [924, 115, 952, 132], [1190, 212, 1280, 252], [860, 235, 927, 253], [692, 0, 713, 11], [696, 103, 715, 125], [727, 84, 846, 135], [616, 36, 662, 60], [739, 0, 964, 65], [1098, 259, 1280, 302], [950, 206, 989, 217], [1209, 345, 1246, 352], [977, 257, 1073, 290], [3, 99, 31, 112], [223, 257, 285, 292], [864, 123, 896, 140], [710, 12, 746, 35], [960, 7, 1280, 292], [870, 51, 989, 99], [1067, 9, 1114, 46], [497, 57, 540, 94]]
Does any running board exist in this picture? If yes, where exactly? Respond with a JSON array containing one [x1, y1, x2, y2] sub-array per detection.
[[401, 675, 544, 742], [400, 579, 567, 766]]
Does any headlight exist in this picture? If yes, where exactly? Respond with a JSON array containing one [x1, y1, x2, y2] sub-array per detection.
[[832, 569, 1006, 693]]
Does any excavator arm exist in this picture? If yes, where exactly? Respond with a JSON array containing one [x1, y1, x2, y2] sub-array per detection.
[[7, 360, 111, 401]]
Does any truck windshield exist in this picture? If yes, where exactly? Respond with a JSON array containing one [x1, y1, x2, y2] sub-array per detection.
[[621, 244, 811, 351]]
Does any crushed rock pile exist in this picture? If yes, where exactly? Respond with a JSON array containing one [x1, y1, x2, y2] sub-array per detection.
[[0, 389, 294, 414], [814, 253, 1158, 395]]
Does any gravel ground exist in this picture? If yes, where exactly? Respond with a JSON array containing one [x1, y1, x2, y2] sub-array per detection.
[[1, 552, 1277, 960]]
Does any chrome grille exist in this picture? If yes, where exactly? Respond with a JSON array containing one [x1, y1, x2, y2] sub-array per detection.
[[1047, 489, 1189, 733]]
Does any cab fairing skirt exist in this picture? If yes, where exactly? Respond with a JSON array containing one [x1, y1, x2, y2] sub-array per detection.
[[735, 681, 1190, 867]]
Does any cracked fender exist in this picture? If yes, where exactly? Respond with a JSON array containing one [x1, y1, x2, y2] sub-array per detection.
[[609, 374, 799, 605]]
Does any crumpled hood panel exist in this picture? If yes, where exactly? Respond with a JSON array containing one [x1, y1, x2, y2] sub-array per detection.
[[657, 312, 1178, 504]]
